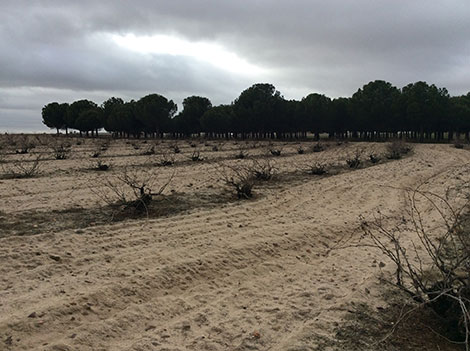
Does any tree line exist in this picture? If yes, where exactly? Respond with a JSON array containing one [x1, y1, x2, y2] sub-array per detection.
[[42, 80, 470, 141]]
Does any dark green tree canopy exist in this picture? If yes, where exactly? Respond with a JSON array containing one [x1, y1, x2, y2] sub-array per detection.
[[174, 96, 212, 135], [351, 80, 401, 132], [42, 102, 68, 133], [135, 94, 177, 133], [200, 104, 234, 134], [233, 83, 283, 133], [328, 98, 351, 134], [401, 81, 450, 133], [107, 101, 141, 134], [42, 83, 470, 142], [102, 97, 124, 131], [301, 93, 331, 134], [75, 108, 103, 133], [67, 99, 98, 130], [275, 99, 301, 134], [450, 94, 470, 133]]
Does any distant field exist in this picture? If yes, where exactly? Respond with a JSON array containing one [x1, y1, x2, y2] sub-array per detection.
[[0, 135, 468, 350]]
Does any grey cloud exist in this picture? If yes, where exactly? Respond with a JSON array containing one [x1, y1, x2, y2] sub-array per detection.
[[1, 0, 469, 131]]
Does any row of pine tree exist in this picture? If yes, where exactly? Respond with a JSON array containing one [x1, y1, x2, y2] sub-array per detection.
[[42, 81, 470, 141]]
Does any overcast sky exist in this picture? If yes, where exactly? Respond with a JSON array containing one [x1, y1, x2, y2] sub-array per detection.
[[1, 1, 469, 132]]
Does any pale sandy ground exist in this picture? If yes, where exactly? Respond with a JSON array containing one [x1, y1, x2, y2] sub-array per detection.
[[1, 139, 469, 350]]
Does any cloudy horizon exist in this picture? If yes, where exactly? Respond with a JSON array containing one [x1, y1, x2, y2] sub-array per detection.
[[1, 1, 469, 132]]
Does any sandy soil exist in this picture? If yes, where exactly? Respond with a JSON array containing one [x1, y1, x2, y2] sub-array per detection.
[[1, 137, 469, 350]]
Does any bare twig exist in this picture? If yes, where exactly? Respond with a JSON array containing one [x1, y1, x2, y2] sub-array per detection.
[[361, 185, 470, 346]]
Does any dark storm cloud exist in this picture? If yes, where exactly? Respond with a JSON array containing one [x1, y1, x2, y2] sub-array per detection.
[[1, 0, 469, 131]]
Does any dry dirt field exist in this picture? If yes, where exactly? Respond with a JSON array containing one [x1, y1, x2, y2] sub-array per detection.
[[0, 135, 469, 350]]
